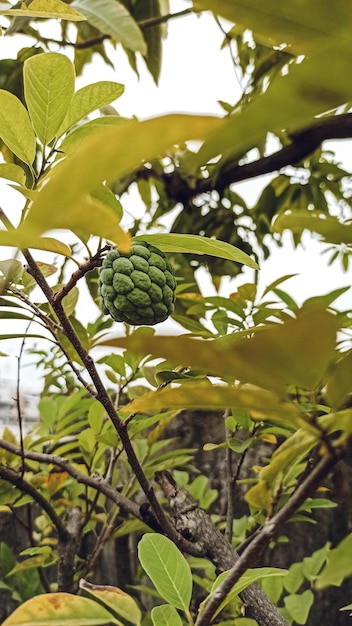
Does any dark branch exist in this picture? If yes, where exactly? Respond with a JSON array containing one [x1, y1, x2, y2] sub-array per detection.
[[155, 470, 288, 626], [128, 113, 352, 205], [193, 443, 348, 626], [0, 464, 67, 538]]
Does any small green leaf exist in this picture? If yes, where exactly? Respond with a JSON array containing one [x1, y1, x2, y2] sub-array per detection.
[[0, 90, 36, 165], [284, 589, 314, 624], [138, 534, 192, 611], [58, 80, 125, 136], [72, 0, 147, 54], [211, 567, 287, 617], [0, 163, 26, 186], [315, 533, 352, 589], [151, 604, 183, 626], [24, 52, 75, 145], [135, 233, 259, 270]]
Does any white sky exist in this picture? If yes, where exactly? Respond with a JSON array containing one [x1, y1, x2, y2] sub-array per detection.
[[1, 2, 352, 384]]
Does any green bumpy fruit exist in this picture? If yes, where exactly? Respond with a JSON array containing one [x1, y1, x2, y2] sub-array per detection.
[[99, 242, 177, 325]]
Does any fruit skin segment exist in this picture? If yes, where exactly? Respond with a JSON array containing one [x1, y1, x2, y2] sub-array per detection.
[[99, 242, 177, 325]]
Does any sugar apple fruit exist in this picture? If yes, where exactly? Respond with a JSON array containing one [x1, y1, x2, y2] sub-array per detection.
[[99, 241, 177, 325]]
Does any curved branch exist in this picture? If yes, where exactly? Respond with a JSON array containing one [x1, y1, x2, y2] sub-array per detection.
[[129, 113, 352, 205], [194, 443, 349, 626], [0, 464, 67, 538]]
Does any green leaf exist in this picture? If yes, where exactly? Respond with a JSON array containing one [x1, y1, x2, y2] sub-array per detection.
[[134, 0, 162, 84], [0, 90, 36, 165], [72, 0, 147, 54], [1, 592, 123, 626], [284, 589, 314, 625], [24, 52, 75, 145], [79, 579, 142, 625], [0, 163, 26, 186], [192, 36, 352, 168], [138, 534, 192, 611], [151, 605, 183, 626], [325, 350, 352, 410], [211, 567, 287, 617], [121, 383, 307, 431], [104, 308, 337, 394], [0, 0, 85, 20], [135, 233, 259, 270], [194, 0, 351, 54], [22, 114, 220, 242], [315, 533, 352, 589], [58, 80, 125, 136], [274, 210, 352, 244], [0, 232, 71, 256]]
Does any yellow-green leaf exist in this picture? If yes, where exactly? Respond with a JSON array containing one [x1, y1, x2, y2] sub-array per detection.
[[0, 0, 85, 20], [24, 52, 75, 145], [22, 114, 221, 239], [103, 308, 337, 393], [1, 592, 122, 626], [58, 80, 125, 136], [192, 38, 352, 168], [194, 0, 351, 54], [0, 90, 36, 166], [315, 534, 352, 589], [80, 579, 141, 625], [0, 164, 26, 186], [0, 231, 71, 256], [273, 210, 352, 244], [325, 350, 352, 409], [121, 383, 307, 431], [72, 0, 147, 54], [135, 233, 259, 270]]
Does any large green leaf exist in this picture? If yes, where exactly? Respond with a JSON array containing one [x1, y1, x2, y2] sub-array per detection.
[[0, 0, 85, 20], [151, 605, 183, 626], [24, 52, 75, 146], [192, 37, 352, 168], [72, 0, 147, 54], [104, 308, 337, 394], [138, 534, 192, 611], [21, 115, 221, 240], [58, 81, 125, 136], [194, 0, 351, 54], [120, 383, 308, 431], [0, 90, 36, 166], [135, 233, 258, 269], [1, 592, 122, 625]]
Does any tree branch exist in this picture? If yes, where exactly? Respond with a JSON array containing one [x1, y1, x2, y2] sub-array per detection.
[[128, 113, 352, 205], [0, 464, 67, 538], [155, 470, 288, 626], [193, 444, 348, 626]]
